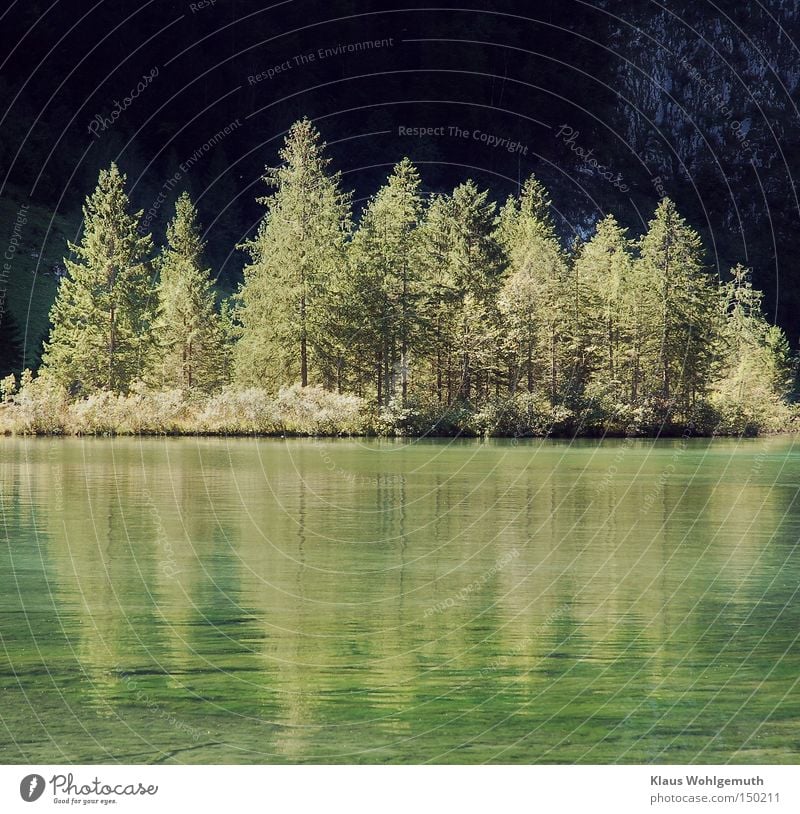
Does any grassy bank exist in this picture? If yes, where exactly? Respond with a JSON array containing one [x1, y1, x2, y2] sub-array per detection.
[[1, 375, 795, 438]]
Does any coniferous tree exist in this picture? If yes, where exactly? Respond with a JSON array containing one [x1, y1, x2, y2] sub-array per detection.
[[571, 215, 638, 406], [155, 192, 226, 393], [636, 198, 719, 416], [342, 158, 424, 405], [497, 176, 569, 403], [711, 264, 793, 429], [219, 296, 240, 386], [416, 193, 458, 405], [234, 118, 351, 390], [41, 163, 155, 393], [495, 175, 557, 244], [429, 181, 503, 405]]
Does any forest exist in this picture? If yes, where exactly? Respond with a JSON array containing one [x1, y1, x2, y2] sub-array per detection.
[[0, 119, 795, 438]]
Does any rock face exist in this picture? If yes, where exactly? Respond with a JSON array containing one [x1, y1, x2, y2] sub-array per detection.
[[597, 1, 800, 336], [615, 3, 799, 176]]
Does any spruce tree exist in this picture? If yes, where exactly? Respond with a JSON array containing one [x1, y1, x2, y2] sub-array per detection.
[[41, 163, 155, 394], [429, 181, 503, 404], [235, 118, 351, 390], [155, 192, 226, 393], [495, 175, 557, 245], [496, 176, 569, 403], [711, 264, 793, 428], [343, 158, 424, 405], [571, 215, 637, 406], [636, 198, 719, 416], [416, 193, 460, 404]]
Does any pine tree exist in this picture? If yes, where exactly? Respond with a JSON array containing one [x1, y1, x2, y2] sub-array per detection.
[[234, 118, 351, 390], [571, 215, 637, 406], [636, 198, 719, 417], [41, 163, 155, 394], [416, 194, 458, 404], [711, 264, 793, 429], [219, 296, 240, 386], [495, 175, 557, 244], [342, 158, 424, 405], [496, 176, 569, 403], [421, 181, 503, 405], [155, 192, 226, 393]]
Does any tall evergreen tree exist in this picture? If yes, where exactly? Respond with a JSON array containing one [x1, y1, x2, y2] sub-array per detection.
[[495, 175, 557, 245], [496, 175, 569, 403], [234, 118, 351, 390], [155, 192, 226, 393], [416, 193, 458, 404], [571, 214, 638, 405], [636, 198, 719, 416], [41, 163, 155, 393], [342, 158, 424, 405], [422, 181, 503, 404], [711, 264, 793, 428]]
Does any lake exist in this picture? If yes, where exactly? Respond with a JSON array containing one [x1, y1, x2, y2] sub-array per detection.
[[1, 436, 799, 763]]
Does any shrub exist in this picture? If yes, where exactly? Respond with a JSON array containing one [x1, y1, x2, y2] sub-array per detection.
[[0, 373, 792, 438], [195, 384, 368, 435], [7, 370, 69, 434], [707, 390, 791, 436], [373, 398, 476, 437], [67, 387, 189, 435], [471, 393, 574, 437], [0, 373, 17, 404], [195, 388, 279, 434], [374, 398, 421, 437], [274, 384, 367, 435]]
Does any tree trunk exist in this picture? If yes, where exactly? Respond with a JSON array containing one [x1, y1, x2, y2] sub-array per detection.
[[300, 288, 308, 388], [108, 304, 115, 392], [608, 313, 614, 381], [527, 336, 533, 393], [401, 263, 408, 405], [460, 310, 470, 401], [383, 336, 392, 405], [461, 351, 471, 401], [436, 319, 443, 404], [660, 246, 671, 404]]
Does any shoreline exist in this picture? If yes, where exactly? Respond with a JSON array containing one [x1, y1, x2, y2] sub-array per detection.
[[2, 427, 796, 440], [2, 382, 794, 440]]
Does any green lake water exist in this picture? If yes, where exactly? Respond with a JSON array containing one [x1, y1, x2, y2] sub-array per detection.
[[1, 436, 799, 764]]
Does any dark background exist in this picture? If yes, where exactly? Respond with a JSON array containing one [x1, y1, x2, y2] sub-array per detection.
[[2, 0, 799, 345]]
